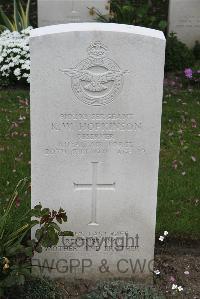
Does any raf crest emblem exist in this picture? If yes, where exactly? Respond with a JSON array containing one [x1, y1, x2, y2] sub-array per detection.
[[61, 41, 128, 106]]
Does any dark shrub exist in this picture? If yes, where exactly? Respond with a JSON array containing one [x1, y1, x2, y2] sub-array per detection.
[[193, 41, 200, 60], [165, 33, 195, 72]]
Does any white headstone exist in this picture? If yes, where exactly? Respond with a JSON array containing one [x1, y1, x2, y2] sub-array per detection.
[[168, 0, 200, 47], [38, 0, 110, 27], [31, 23, 165, 281]]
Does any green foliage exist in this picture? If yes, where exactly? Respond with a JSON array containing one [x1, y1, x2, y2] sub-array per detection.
[[0, 75, 10, 87], [32, 204, 73, 250], [0, 178, 32, 297], [84, 280, 164, 299], [193, 41, 200, 60], [165, 33, 195, 72], [0, 0, 31, 32], [157, 89, 200, 236], [92, 0, 167, 31], [8, 277, 65, 299], [0, 178, 73, 297]]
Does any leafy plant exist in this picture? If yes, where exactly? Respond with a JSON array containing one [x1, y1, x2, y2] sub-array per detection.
[[165, 33, 195, 72], [8, 276, 65, 299], [0, 178, 73, 297], [0, 0, 31, 32], [91, 0, 167, 32], [84, 280, 164, 299]]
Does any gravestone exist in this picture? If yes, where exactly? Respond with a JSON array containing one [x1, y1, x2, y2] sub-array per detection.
[[168, 0, 200, 47], [31, 23, 165, 280], [38, 0, 110, 27]]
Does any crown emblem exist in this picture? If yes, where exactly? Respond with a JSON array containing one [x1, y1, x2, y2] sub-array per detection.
[[87, 41, 108, 58]]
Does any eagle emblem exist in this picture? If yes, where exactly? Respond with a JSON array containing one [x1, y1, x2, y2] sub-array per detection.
[[61, 41, 128, 106]]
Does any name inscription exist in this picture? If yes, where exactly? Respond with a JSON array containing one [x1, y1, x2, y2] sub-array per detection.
[[45, 112, 145, 156]]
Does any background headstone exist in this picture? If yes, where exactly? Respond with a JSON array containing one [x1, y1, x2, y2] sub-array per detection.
[[31, 23, 165, 280], [168, 0, 200, 48], [38, 0, 110, 27]]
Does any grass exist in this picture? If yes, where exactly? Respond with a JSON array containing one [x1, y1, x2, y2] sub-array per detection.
[[157, 88, 200, 237], [0, 87, 199, 238], [0, 89, 30, 225]]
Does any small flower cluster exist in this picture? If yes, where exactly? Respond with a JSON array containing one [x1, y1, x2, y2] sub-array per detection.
[[159, 230, 168, 242], [0, 27, 31, 84], [172, 284, 183, 292], [184, 68, 200, 84]]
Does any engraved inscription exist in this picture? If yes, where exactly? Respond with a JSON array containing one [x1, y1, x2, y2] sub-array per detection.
[[74, 162, 115, 226], [175, 15, 200, 28], [45, 112, 145, 156], [61, 41, 128, 106]]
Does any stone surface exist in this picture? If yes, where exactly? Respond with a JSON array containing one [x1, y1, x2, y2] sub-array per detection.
[[168, 0, 200, 47], [30, 23, 165, 280], [38, 0, 110, 27]]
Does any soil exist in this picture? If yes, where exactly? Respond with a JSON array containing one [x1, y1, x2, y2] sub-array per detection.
[[56, 240, 200, 298], [154, 254, 200, 298]]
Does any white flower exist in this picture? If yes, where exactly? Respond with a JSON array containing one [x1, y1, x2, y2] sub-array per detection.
[[159, 236, 164, 242], [9, 62, 15, 67], [178, 286, 183, 292], [14, 68, 21, 76], [154, 270, 160, 275], [184, 271, 189, 275], [164, 231, 168, 236], [172, 284, 177, 290], [22, 73, 29, 78], [0, 28, 31, 84]]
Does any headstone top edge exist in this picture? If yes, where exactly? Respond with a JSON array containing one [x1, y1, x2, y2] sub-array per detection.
[[30, 23, 165, 40]]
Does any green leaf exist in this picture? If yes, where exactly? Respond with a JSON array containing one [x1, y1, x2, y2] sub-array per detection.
[[34, 204, 42, 210], [49, 222, 61, 232], [18, 274, 25, 285], [0, 7, 15, 31], [40, 227, 59, 247], [56, 217, 62, 224], [25, 0, 31, 27], [24, 246, 33, 257], [6, 243, 24, 256], [4, 224, 30, 247], [0, 25, 8, 32], [27, 239, 36, 247], [14, 0, 21, 32], [31, 209, 41, 217], [35, 228, 43, 241], [41, 208, 50, 216], [62, 214, 68, 222], [30, 219, 39, 226], [18, 0, 29, 28], [35, 245, 43, 253]]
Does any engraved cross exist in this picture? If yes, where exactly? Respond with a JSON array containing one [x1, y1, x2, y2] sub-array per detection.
[[74, 162, 116, 226]]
